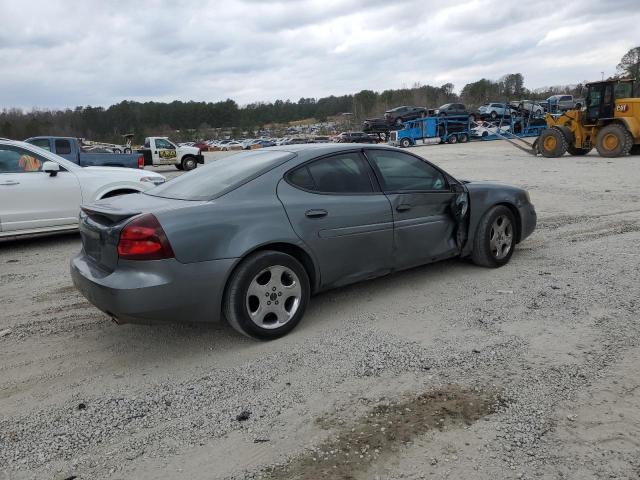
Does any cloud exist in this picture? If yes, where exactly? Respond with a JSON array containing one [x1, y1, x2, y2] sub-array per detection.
[[0, 0, 638, 109]]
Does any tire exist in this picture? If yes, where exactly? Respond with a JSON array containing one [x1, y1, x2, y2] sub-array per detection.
[[481, 131, 489, 138], [124, 148, 132, 154], [395, 118, 403, 126], [490, 111, 497, 119], [567, 145, 591, 156], [447, 135, 458, 144], [459, 133, 469, 143], [538, 128, 568, 157], [400, 138, 411, 148], [471, 205, 516, 268], [175, 163, 184, 170], [181, 156, 197, 171], [223, 251, 310, 340], [113, 148, 122, 154], [595, 124, 633, 158]]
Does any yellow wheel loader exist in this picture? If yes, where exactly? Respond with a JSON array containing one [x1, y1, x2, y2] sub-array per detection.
[[537, 79, 640, 158]]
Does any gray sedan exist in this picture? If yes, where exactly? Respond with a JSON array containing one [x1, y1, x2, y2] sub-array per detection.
[[71, 144, 536, 339]]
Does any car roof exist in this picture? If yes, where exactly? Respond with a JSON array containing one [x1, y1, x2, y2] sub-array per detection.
[[259, 142, 398, 158]]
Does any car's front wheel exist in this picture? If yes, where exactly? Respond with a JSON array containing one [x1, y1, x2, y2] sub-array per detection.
[[471, 205, 516, 268], [223, 251, 310, 340], [182, 156, 197, 171]]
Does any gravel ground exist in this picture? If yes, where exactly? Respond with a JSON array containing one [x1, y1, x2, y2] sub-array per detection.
[[1, 140, 639, 480]]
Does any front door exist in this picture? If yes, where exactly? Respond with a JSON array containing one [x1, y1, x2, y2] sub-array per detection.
[[364, 148, 460, 271], [152, 138, 178, 165], [0, 145, 81, 232], [277, 151, 394, 289]]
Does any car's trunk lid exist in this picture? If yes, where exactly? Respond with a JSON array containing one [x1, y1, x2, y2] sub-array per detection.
[[79, 193, 202, 272]]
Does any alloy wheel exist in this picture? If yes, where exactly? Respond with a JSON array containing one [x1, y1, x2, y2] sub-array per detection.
[[490, 215, 513, 259], [245, 265, 302, 329]]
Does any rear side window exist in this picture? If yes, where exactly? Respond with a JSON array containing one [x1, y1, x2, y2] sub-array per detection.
[[288, 166, 315, 190], [55, 139, 72, 155], [289, 153, 374, 194]]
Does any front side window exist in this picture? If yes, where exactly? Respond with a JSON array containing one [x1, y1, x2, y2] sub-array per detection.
[[28, 138, 51, 151], [155, 138, 174, 149], [289, 153, 374, 194], [0, 145, 45, 173], [366, 150, 447, 192]]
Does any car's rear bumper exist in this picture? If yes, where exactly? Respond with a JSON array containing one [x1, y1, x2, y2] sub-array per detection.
[[71, 254, 237, 324]]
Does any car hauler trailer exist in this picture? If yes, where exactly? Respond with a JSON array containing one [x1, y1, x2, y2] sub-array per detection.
[[389, 115, 472, 147]]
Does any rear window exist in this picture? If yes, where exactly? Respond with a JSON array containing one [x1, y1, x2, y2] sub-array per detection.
[[55, 139, 72, 155], [146, 150, 294, 201]]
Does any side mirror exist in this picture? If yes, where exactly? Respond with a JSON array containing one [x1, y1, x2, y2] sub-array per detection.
[[451, 182, 465, 193], [43, 161, 60, 177]]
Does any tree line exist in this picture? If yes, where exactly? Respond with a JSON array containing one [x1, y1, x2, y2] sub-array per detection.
[[2, 46, 638, 143]]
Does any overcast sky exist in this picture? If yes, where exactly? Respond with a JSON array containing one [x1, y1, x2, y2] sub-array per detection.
[[1, 0, 638, 109]]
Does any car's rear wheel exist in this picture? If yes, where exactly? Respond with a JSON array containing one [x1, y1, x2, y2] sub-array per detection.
[[471, 205, 516, 268], [595, 124, 633, 157], [223, 251, 310, 340]]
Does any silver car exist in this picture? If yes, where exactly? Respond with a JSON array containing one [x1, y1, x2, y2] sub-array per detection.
[[71, 144, 536, 340]]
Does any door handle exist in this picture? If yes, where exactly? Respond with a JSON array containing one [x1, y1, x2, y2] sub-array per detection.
[[0, 180, 19, 186], [396, 204, 412, 212], [305, 209, 328, 218]]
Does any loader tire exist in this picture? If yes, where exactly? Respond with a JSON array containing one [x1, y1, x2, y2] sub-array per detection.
[[596, 124, 633, 157], [538, 128, 568, 157]]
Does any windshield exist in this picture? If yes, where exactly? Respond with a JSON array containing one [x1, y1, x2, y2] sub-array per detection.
[[146, 150, 295, 201]]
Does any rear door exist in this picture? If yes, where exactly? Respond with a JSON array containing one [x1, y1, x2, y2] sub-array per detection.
[[364, 148, 460, 271], [277, 150, 394, 289], [0, 144, 81, 232]]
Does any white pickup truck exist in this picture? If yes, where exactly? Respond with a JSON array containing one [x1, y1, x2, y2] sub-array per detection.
[[141, 137, 204, 171]]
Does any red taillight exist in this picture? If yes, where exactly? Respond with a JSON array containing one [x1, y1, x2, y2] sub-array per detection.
[[117, 214, 174, 260], [137, 155, 145, 169]]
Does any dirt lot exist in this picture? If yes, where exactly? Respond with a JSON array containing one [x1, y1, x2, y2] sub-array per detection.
[[1, 140, 639, 480]]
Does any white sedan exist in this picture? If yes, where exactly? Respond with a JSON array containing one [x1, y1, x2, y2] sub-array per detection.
[[471, 121, 511, 138], [0, 139, 166, 238]]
